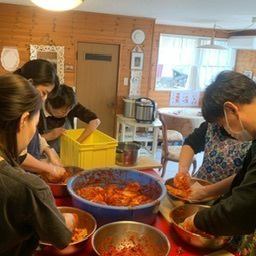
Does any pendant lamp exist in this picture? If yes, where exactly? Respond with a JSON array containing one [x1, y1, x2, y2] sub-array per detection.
[[198, 24, 226, 50], [30, 0, 84, 11]]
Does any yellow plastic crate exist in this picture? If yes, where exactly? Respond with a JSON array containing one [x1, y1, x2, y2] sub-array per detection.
[[60, 129, 117, 169]]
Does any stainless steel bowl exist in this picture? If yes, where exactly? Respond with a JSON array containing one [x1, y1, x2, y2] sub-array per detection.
[[165, 177, 217, 203], [170, 204, 231, 250], [40, 206, 97, 255], [48, 166, 84, 197], [116, 142, 140, 166], [92, 221, 170, 256]]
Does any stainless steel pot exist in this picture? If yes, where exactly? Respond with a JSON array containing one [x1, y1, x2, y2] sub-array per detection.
[[116, 142, 140, 166], [123, 97, 136, 118]]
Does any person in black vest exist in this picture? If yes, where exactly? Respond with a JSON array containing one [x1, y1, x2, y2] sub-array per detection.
[[38, 84, 100, 153], [183, 71, 256, 255]]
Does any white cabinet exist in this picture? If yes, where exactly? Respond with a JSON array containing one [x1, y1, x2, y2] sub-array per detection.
[[115, 114, 162, 158]]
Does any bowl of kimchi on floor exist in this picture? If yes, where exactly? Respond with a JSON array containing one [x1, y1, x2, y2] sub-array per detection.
[[165, 172, 217, 204], [170, 204, 231, 249], [67, 168, 166, 225], [92, 221, 170, 256], [39, 206, 97, 255]]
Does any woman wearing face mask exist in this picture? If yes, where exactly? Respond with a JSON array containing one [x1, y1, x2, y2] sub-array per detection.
[[0, 74, 76, 255], [177, 120, 251, 183], [15, 59, 66, 182], [183, 71, 256, 255]]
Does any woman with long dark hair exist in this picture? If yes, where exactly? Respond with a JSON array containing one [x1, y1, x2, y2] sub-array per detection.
[[0, 74, 74, 255], [15, 59, 66, 181]]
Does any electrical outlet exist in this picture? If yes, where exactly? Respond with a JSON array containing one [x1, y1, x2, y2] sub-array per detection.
[[124, 77, 129, 86]]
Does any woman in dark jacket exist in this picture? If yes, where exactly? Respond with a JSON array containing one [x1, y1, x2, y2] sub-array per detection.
[[0, 74, 74, 255], [183, 71, 256, 255]]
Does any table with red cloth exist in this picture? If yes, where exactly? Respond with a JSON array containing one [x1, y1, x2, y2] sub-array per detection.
[[36, 169, 236, 256]]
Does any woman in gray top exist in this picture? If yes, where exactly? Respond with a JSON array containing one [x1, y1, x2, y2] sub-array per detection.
[[0, 74, 73, 255]]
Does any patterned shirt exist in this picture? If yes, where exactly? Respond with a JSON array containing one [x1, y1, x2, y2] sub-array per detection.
[[184, 122, 251, 183]]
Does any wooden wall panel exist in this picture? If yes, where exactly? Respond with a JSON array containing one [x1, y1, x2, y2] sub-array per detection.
[[1, 3, 248, 113], [0, 3, 155, 114]]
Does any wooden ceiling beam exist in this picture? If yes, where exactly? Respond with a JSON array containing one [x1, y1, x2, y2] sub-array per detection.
[[228, 29, 256, 37]]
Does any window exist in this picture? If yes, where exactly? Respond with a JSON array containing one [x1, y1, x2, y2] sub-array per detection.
[[155, 34, 236, 91]]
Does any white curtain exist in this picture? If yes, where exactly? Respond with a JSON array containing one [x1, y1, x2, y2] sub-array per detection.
[[157, 34, 236, 91], [197, 39, 236, 89], [186, 65, 199, 90], [157, 35, 198, 89], [158, 35, 198, 66]]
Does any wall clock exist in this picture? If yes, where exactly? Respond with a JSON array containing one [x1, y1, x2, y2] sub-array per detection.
[[131, 29, 145, 45]]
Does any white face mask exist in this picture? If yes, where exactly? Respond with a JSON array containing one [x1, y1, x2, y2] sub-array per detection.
[[224, 109, 253, 141]]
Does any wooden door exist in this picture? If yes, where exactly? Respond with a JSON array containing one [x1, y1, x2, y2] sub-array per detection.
[[76, 42, 119, 136]]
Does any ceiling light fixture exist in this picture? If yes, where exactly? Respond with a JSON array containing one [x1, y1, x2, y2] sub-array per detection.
[[30, 0, 84, 12], [197, 24, 226, 50]]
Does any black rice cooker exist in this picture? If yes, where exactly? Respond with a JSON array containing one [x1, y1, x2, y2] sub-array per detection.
[[135, 97, 156, 123]]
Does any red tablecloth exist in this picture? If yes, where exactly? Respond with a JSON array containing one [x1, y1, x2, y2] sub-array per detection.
[[37, 169, 235, 256]]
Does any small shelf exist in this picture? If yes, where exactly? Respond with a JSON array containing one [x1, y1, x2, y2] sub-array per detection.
[[116, 114, 162, 158], [118, 135, 154, 143], [118, 131, 154, 142], [134, 135, 153, 142]]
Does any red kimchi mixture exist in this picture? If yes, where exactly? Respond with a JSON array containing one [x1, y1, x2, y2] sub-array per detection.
[[71, 228, 88, 242], [76, 182, 153, 206], [166, 172, 192, 199], [101, 245, 147, 256]]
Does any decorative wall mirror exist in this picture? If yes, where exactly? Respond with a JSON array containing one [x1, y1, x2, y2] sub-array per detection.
[[30, 44, 65, 83]]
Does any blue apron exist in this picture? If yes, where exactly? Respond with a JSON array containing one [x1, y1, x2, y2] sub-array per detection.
[[27, 131, 41, 160]]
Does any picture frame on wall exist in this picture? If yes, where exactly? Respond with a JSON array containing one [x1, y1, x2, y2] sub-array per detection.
[[1, 47, 20, 72], [30, 44, 65, 83], [131, 52, 144, 70]]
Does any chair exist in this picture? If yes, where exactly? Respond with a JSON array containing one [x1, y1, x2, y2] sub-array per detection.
[[159, 112, 197, 178], [158, 129, 183, 145]]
